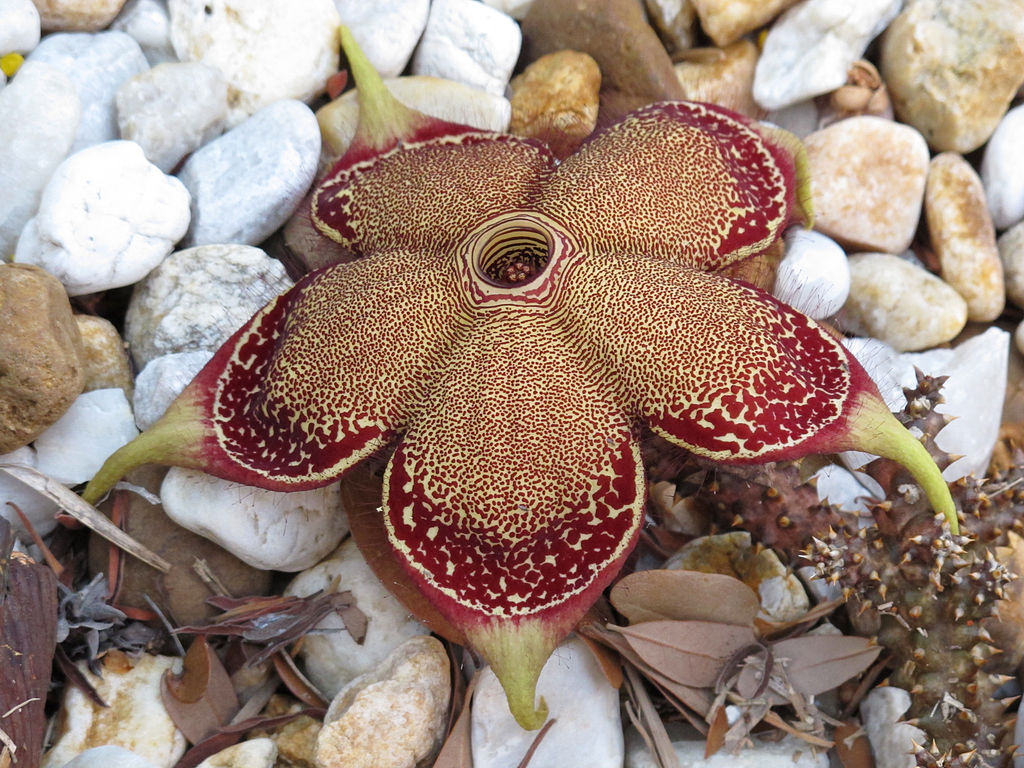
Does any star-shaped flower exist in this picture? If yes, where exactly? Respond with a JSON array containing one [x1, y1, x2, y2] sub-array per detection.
[[84, 28, 956, 729]]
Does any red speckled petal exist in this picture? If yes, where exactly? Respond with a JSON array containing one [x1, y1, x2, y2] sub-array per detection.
[[565, 253, 870, 462], [311, 132, 557, 258], [536, 101, 805, 271]]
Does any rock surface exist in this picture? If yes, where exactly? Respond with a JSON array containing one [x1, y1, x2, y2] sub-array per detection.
[[691, 0, 798, 47], [772, 229, 849, 320], [111, 0, 176, 64], [0, 0, 41, 54], [0, 445, 61, 537], [625, 728, 830, 767], [32, 0, 127, 32], [75, 314, 133, 395], [1000, 220, 1024, 308], [674, 39, 759, 118], [196, 738, 277, 768], [643, 0, 697, 52], [335, 0, 429, 78], [61, 746, 161, 768], [132, 350, 212, 430], [860, 686, 927, 768], [982, 103, 1024, 231]]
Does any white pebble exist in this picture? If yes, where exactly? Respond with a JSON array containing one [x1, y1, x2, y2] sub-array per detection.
[[625, 729, 829, 767], [860, 687, 926, 768], [772, 228, 849, 319], [26, 30, 149, 152], [0, 0, 41, 54], [161, 467, 347, 572], [0, 61, 80, 259], [195, 739, 277, 768], [472, 636, 623, 768], [132, 350, 212, 430], [285, 538, 430, 698], [62, 746, 161, 768], [33, 388, 139, 485], [336, 0, 429, 78], [413, 0, 522, 97], [117, 61, 227, 171], [982, 103, 1024, 231], [753, 0, 902, 110], [0, 445, 61, 538], [111, 0, 177, 65], [15, 140, 190, 296], [177, 99, 320, 247]]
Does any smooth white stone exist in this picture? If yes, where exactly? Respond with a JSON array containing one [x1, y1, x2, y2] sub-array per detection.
[[0, 445, 61, 538], [111, 0, 177, 65], [812, 463, 885, 513], [169, 0, 340, 126], [33, 389, 139, 485], [117, 61, 227, 171], [335, 0, 428, 78], [124, 243, 292, 368], [982, 103, 1024, 231], [285, 538, 430, 698], [472, 636, 623, 768], [27, 31, 149, 152], [132, 350, 212, 430], [0, 0, 41, 53], [412, 0, 521, 97], [625, 728, 829, 767], [479, 0, 534, 19], [860, 687, 926, 768], [773, 228, 849, 319], [753, 0, 902, 110], [194, 739, 277, 768], [177, 99, 320, 247], [15, 140, 190, 296], [62, 746, 161, 768], [0, 61, 80, 259], [161, 467, 346, 572]]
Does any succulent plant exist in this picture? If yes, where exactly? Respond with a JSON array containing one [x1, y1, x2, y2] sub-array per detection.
[[81, 28, 956, 729]]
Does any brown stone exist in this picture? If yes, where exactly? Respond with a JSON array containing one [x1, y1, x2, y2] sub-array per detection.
[[690, 0, 799, 46], [32, 0, 128, 31], [673, 40, 760, 118], [925, 153, 1005, 322], [509, 50, 601, 158], [0, 263, 84, 453], [644, 0, 698, 53], [74, 314, 134, 397], [881, 0, 1024, 152]]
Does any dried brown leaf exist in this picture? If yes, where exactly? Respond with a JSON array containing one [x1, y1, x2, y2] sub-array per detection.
[[833, 720, 875, 768], [771, 635, 881, 696], [579, 634, 623, 689], [704, 705, 728, 759], [272, 651, 328, 709], [610, 570, 759, 627], [434, 672, 478, 768], [161, 637, 239, 744]]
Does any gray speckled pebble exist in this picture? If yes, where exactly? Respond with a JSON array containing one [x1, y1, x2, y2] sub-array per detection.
[[27, 31, 149, 152], [177, 99, 321, 247]]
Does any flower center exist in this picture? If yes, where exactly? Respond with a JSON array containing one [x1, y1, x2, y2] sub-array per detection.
[[476, 219, 553, 288]]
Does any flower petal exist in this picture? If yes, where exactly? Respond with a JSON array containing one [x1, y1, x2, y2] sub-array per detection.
[[536, 101, 810, 271], [380, 315, 645, 728]]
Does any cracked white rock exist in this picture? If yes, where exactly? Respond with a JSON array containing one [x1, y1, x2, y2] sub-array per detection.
[[14, 140, 190, 296], [132, 350, 213, 430], [753, 0, 902, 110], [124, 243, 292, 368], [177, 99, 321, 247], [0, 0, 41, 54], [335, 0, 429, 78], [982, 104, 1024, 231], [285, 538, 430, 698], [117, 61, 228, 172], [412, 0, 521, 97], [161, 467, 347, 571], [772, 228, 849, 319], [111, 0, 177, 65]]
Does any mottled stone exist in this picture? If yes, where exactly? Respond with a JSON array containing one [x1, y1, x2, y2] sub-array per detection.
[[33, 0, 127, 30], [691, 0, 798, 47], [925, 152, 1004, 322], [843, 252, 968, 352], [0, 263, 84, 453], [75, 314, 133, 395], [982, 104, 1024, 231], [509, 50, 600, 158], [674, 39, 759, 117], [335, 0, 429, 78], [880, 0, 1024, 153], [1000, 221, 1024, 308], [644, 0, 697, 52], [803, 116, 929, 253], [315, 637, 450, 768]]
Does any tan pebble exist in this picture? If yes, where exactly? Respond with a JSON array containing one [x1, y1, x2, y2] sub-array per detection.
[[999, 221, 1024, 308], [643, 0, 698, 53], [690, 0, 800, 46], [1015, 320, 1024, 357], [674, 39, 760, 117], [195, 738, 277, 768], [925, 152, 1004, 322], [314, 636, 450, 768], [509, 50, 600, 158], [34, 0, 127, 31], [0, 263, 84, 453], [75, 314, 134, 397], [274, 713, 322, 768], [803, 116, 929, 253], [843, 252, 968, 352], [881, 0, 1024, 153]]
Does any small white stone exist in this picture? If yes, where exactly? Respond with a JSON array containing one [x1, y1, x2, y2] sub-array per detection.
[[195, 738, 277, 768], [177, 99, 320, 247], [33, 388, 139, 485], [161, 467, 346, 571], [117, 61, 227, 172], [169, 0, 340, 126], [124, 243, 292, 368], [860, 687, 926, 768], [753, 0, 902, 110], [982, 103, 1024, 231], [625, 729, 829, 767], [0, 0, 41, 54], [61, 746, 162, 768], [0, 445, 61, 538], [132, 350, 212, 430], [26, 30, 149, 152], [773, 228, 849, 319], [812, 463, 884, 513], [335, 0, 428, 78], [111, 0, 177, 65], [412, 0, 522, 97], [472, 636, 623, 768], [0, 61, 80, 258], [14, 140, 190, 296], [285, 538, 430, 698]]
